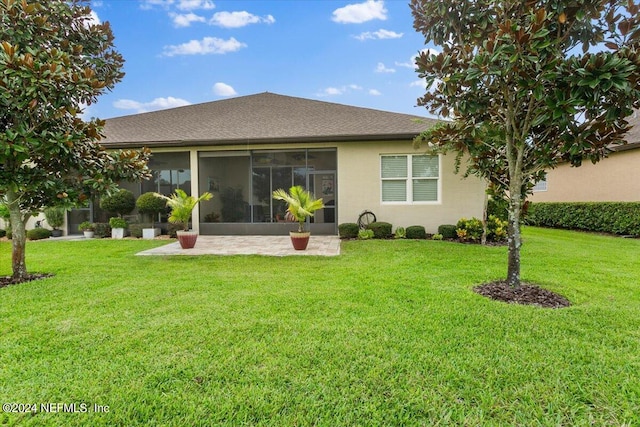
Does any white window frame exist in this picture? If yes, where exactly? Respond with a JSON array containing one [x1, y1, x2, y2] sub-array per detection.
[[532, 178, 547, 192], [380, 154, 441, 204]]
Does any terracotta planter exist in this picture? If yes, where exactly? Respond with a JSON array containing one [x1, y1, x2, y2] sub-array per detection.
[[177, 230, 198, 249], [290, 231, 310, 250]]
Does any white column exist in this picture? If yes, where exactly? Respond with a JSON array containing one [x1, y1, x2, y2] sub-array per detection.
[[189, 149, 200, 233]]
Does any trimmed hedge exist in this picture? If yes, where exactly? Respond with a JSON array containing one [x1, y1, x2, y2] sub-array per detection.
[[527, 202, 640, 236], [438, 224, 458, 240], [406, 225, 427, 239], [338, 223, 359, 239], [129, 224, 144, 239], [367, 222, 392, 239], [94, 223, 111, 238], [27, 228, 52, 240]]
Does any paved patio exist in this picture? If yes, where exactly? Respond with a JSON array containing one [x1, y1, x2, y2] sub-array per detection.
[[136, 235, 341, 257]]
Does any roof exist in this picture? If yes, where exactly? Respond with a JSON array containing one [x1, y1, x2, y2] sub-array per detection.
[[101, 92, 437, 148], [617, 111, 640, 152]]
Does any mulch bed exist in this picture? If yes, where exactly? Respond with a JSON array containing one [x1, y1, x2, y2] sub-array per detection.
[[0, 273, 54, 288], [474, 281, 571, 308]]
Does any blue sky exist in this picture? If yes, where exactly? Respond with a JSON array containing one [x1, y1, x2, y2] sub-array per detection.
[[86, 0, 435, 120]]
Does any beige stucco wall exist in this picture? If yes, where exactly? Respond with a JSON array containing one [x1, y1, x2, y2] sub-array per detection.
[[337, 142, 486, 233], [529, 148, 640, 203]]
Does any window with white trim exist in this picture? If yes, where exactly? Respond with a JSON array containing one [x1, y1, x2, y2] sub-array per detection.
[[381, 154, 439, 203], [532, 178, 547, 192]]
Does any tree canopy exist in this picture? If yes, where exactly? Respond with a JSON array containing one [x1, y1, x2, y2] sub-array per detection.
[[0, 0, 151, 281], [411, 0, 640, 287]]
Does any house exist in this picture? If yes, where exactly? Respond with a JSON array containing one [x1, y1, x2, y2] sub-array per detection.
[[529, 117, 640, 203], [63, 92, 486, 235]]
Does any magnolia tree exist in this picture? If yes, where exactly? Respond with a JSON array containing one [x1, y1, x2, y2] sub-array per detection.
[[411, 0, 640, 288], [0, 0, 150, 281]]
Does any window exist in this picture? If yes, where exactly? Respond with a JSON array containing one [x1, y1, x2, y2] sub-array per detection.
[[532, 178, 547, 192], [381, 154, 439, 203]]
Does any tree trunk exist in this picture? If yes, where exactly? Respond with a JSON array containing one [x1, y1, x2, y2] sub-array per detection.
[[506, 191, 522, 288], [6, 188, 29, 281]]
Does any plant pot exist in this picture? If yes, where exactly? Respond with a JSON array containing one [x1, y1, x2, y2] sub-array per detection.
[[289, 231, 311, 250], [111, 228, 125, 239], [142, 228, 161, 240], [51, 229, 63, 238], [83, 231, 94, 239], [177, 230, 198, 249]]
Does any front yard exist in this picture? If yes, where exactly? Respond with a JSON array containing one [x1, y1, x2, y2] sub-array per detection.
[[1, 227, 638, 426]]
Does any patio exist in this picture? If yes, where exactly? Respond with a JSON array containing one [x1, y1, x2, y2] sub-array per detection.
[[135, 235, 341, 257]]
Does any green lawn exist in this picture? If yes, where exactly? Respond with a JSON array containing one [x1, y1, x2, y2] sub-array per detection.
[[1, 227, 639, 426]]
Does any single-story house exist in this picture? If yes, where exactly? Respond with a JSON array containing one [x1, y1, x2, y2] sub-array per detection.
[[26, 92, 488, 235], [529, 115, 640, 203]]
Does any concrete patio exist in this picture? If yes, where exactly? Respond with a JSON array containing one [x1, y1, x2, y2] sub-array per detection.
[[136, 235, 341, 257]]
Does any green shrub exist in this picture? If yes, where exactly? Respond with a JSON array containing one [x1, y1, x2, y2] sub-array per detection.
[[27, 228, 52, 240], [358, 229, 374, 240], [78, 221, 94, 232], [0, 229, 5, 238], [456, 217, 483, 241], [338, 223, 359, 239], [367, 222, 392, 239], [44, 207, 65, 229], [100, 189, 136, 217], [487, 215, 508, 242], [432, 233, 443, 240], [136, 192, 166, 224], [438, 224, 458, 239], [109, 217, 128, 229], [129, 224, 143, 238], [94, 223, 111, 238], [406, 225, 427, 239], [527, 202, 640, 236], [394, 226, 406, 239]]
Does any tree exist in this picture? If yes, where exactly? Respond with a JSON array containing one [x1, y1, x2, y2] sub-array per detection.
[[411, 0, 640, 287], [0, 0, 151, 282]]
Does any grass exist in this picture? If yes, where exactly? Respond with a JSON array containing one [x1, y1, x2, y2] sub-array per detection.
[[0, 227, 639, 426]]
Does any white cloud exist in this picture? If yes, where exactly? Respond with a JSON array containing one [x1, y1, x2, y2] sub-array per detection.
[[161, 37, 247, 56], [170, 12, 206, 27], [332, 0, 387, 24], [177, 0, 215, 10], [140, 0, 174, 10], [369, 89, 381, 96], [375, 62, 395, 73], [396, 48, 441, 69], [411, 77, 442, 92], [209, 11, 275, 28], [113, 97, 191, 114], [354, 29, 403, 41], [316, 84, 363, 97], [212, 82, 237, 97]]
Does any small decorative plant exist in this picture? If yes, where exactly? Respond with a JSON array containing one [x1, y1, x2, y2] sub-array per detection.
[[394, 226, 406, 239], [154, 189, 213, 231], [272, 186, 324, 233], [358, 229, 374, 240], [136, 192, 166, 228], [78, 221, 95, 232], [109, 217, 128, 229], [100, 189, 136, 218], [44, 207, 65, 230]]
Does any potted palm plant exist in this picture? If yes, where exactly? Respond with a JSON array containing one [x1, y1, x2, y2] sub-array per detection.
[[272, 185, 324, 250], [154, 189, 213, 249]]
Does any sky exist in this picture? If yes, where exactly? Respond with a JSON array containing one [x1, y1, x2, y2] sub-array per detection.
[[85, 0, 436, 120]]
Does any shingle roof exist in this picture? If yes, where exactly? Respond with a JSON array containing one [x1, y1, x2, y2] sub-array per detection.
[[618, 111, 640, 152], [101, 92, 437, 148]]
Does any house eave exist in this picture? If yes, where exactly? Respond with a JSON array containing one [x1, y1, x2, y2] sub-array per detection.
[[100, 133, 421, 149]]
